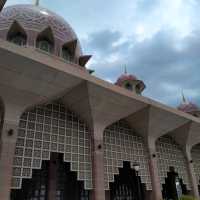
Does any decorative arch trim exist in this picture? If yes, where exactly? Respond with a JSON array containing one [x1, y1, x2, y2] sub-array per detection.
[[7, 20, 27, 45], [103, 120, 152, 190], [62, 39, 77, 54], [61, 39, 77, 62], [36, 26, 54, 44], [36, 26, 55, 53], [11, 100, 93, 190], [156, 135, 191, 190]]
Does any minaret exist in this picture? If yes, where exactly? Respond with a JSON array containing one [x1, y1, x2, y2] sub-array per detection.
[[124, 65, 127, 74], [181, 91, 187, 103], [115, 66, 146, 94], [177, 91, 200, 117]]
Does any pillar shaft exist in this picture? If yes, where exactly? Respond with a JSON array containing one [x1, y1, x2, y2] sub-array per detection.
[[92, 125, 105, 200], [185, 149, 200, 199], [188, 162, 200, 199], [48, 153, 58, 200], [0, 120, 19, 200], [147, 139, 163, 200]]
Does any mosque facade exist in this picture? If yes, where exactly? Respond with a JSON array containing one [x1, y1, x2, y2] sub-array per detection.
[[0, 2, 200, 200]]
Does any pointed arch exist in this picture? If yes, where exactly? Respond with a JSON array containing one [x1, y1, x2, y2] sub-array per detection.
[[11, 153, 90, 200], [61, 39, 77, 62], [11, 100, 93, 191], [156, 135, 191, 193], [110, 161, 145, 200], [103, 120, 152, 191], [36, 27, 54, 53], [7, 21, 27, 46]]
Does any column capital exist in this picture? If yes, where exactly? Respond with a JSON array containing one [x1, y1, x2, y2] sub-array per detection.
[[90, 122, 107, 141], [145, 136, 157, 156]]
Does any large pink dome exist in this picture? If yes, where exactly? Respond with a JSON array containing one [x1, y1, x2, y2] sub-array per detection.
[[0, 4, 82, 58]]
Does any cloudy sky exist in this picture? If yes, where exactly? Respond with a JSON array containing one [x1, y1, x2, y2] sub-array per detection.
[[5, 0, 200, 107]]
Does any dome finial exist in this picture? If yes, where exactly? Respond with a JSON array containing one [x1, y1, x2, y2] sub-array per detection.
[[181, 90, 187, 103], [124, 65, 127, 74], [34, 0, 40, 6]]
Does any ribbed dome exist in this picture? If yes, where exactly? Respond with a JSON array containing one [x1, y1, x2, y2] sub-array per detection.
[[115, 72, 145, 94], [0, 4, 82, 58], [115, 74, 138, 86]]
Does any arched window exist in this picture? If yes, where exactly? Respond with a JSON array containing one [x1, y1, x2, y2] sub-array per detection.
[[37, 39, 53, 52], [7, 21, 27, 46], [10, 33, 26, 46], [36, 27, 54, 53], [62, 47, 72, 61], [135, 83, 141, 94], [62, 40, 77, 62], [125, 82, 133, 91]]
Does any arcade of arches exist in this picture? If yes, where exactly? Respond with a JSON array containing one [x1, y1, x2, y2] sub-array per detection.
[[5, 100, 200, 200]]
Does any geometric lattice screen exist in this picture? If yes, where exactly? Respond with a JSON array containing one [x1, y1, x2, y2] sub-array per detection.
[[11, 100, 93, 190], [156, 136, 191, 190], [192, 145, 200, 184], [104, 121, 152, 191]]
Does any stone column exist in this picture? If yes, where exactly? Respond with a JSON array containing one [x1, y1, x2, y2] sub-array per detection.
[[147, 137, 163, 200], [0, 106, 21, 200], [185, 147, 200, 199], [91, 124, 105, 200], [48, 153, 58, 200]]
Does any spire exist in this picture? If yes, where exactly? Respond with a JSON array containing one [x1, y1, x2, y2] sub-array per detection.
[[35, 0, 40, 6], [181, 91, 187, 103], [124, 65, 127, 74]]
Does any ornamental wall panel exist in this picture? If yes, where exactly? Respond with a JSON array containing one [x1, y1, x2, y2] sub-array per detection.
[[12, 100, 93, 190], [103, 121, 152, 191], [192, 145, 200, 184], [156, 136, 191, 190]]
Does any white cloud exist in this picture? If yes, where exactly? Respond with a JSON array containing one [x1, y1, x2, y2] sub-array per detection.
[[4, 0, 200, 106]]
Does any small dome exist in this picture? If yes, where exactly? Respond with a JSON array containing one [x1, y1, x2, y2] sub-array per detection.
[[115, 73, 145, 94], [0, 4, 84, 62], [177, 101, 199, 113], [115, 74, 138, 86]]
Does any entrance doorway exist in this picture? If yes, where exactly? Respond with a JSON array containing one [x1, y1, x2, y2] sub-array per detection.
[[11, 153, 90, 200], [162, 167, 187, 200], [110, 162, 145, 200]]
